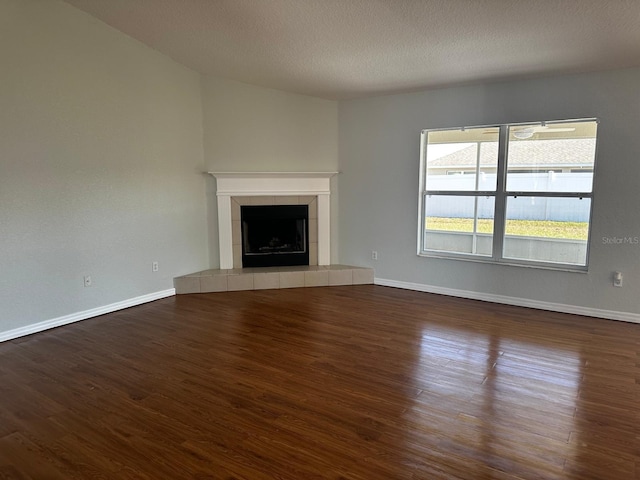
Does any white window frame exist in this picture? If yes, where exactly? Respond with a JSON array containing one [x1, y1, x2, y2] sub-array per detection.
[[417, 118, 598, 272]]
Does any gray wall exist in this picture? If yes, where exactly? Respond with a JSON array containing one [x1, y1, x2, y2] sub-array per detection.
[[4, 0, 637, 338], [338, 67, 640, 316], [202, 76, 338, 173], [0, 0, 208, 333], [201, 76, 339, 266]]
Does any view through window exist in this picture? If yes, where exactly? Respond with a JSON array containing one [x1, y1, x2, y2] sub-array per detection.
[[418, 119, 598, 269]]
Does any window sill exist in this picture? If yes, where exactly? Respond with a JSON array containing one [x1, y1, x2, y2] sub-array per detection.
[[417, 251, 589, 273]]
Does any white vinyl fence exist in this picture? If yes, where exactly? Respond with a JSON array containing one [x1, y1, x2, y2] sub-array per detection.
[[427, 172, 592, 222]]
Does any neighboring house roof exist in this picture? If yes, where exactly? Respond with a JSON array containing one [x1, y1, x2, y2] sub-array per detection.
[[428, 138, 596, 168]]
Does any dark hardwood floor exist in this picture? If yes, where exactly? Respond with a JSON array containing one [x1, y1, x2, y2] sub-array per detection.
[[0, 285, 638, 479]]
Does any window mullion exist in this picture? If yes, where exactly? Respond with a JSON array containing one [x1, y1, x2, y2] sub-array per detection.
[[504, 191, 593, 199], [492, 125, 509, 261]]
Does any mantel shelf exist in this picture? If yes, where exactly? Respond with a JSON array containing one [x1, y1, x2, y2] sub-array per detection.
[[208, 171, 338, 179]]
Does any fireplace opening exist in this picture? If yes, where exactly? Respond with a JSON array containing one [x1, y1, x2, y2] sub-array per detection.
[[241, 205, 309, 268]]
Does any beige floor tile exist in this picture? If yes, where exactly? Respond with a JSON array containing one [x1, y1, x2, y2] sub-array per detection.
[[174, 276, 200, 294], [352, 268, 374, 284], [305, 270, 329, 287], [254, 272, 280, 290], [329, 269, 353, 286], [328, 264, 352, 270], [175, 265, 373, 294], [230, 267, 257, 274], [305, 265, 321, 271], [280, 271, 305, 288], [200, 274, 228, 293], [228, 273, 254, 291], [279, 265, 311, 272]]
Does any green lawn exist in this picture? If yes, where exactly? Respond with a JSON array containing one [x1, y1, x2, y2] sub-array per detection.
[[426, 217, 588, 240]]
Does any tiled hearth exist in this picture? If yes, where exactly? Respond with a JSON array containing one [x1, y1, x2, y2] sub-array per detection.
[[181, 172, 375, 295], [174, 265, 374, 294]]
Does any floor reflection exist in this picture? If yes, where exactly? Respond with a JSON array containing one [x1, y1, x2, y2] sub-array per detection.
[[403, 320, 582, 479]]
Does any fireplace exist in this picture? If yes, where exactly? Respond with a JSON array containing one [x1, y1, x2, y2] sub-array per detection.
[[209, 172, 337, 269], [241, 205, 309, 267]]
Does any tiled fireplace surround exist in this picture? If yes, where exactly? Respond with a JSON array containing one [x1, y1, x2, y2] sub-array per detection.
[[173, 172, 374, 294], [230, 194, 319, 269]]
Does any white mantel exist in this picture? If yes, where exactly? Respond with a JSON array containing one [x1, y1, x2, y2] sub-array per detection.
[[209, 172, 338, 269]]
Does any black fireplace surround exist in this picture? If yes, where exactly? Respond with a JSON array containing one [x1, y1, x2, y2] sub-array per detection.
[[241, 205, 309, 268]]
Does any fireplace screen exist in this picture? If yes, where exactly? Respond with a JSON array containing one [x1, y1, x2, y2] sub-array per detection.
[[241, 205, 309, 267]]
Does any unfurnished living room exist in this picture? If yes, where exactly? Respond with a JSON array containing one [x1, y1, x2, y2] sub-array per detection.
[[2, 1, 640, 479]]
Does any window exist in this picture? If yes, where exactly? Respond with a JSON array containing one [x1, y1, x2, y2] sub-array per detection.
[[418, 119, 598, 270]]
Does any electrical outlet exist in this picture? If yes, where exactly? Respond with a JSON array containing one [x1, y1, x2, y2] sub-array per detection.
[[371, 250, 378, 260], [152, 261, 159, 272], [83, 275, 92, 287], [613, 271, 623, 287]]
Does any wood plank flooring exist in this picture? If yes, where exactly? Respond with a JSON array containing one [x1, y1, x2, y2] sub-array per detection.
[[0, 285, 639, 479]]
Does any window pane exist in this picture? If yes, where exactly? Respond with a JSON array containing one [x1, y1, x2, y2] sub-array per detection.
[[426, 127, 499, 191], [506, 120, 597, 192], [423, 195, 494, 256], [503, 196, 590, 265]]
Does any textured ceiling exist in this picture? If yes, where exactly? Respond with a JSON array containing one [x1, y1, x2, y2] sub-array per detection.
[[63, 0, 640, 100]]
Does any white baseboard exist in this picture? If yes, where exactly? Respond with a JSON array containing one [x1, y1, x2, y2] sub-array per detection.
[[374, 278, 640, 324], [0, 289, 176, 343]]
